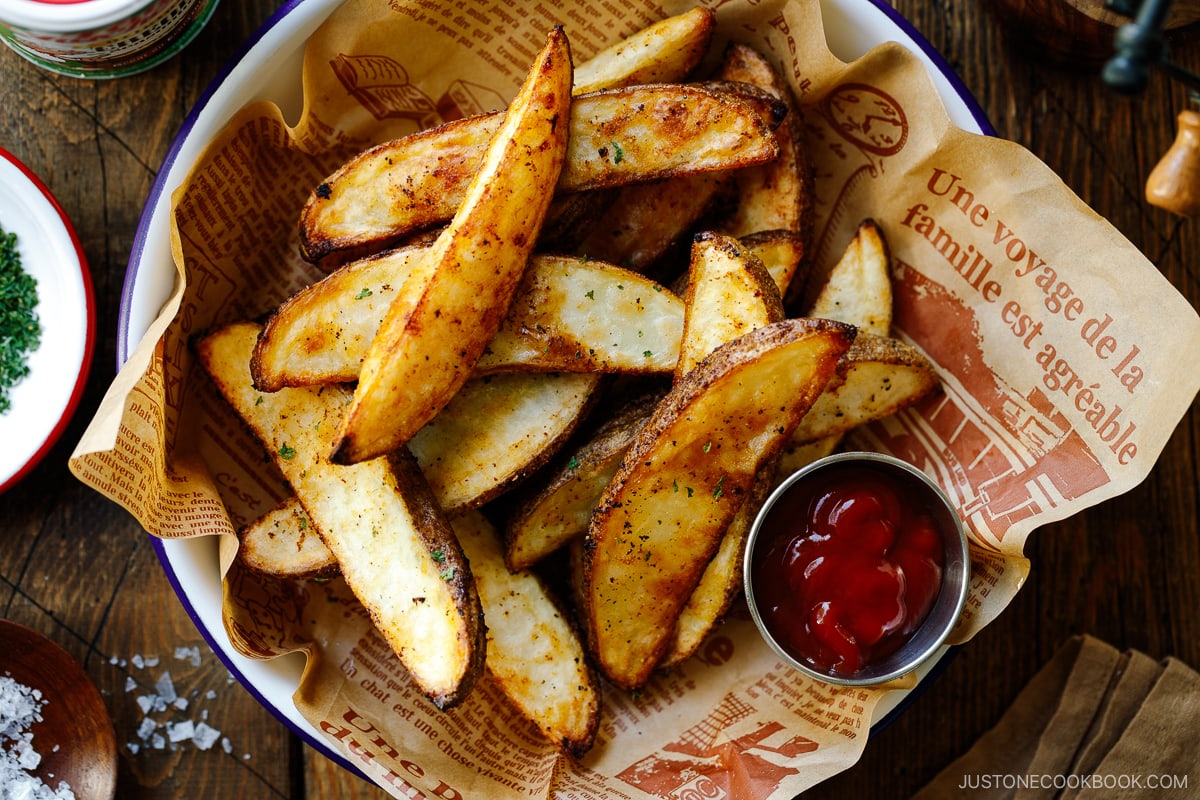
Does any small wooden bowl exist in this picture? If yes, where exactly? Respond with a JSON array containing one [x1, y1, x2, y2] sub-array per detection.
[[0, 619, 117, 800]]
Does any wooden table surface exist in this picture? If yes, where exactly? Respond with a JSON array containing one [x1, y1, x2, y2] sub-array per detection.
[[0, 1, 1197, 798]]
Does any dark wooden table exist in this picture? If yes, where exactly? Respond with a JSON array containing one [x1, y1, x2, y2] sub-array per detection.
[[0, 2, 1196, 798]]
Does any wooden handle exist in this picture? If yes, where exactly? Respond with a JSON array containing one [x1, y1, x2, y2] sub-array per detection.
[[1146, 109, 1200, 216]]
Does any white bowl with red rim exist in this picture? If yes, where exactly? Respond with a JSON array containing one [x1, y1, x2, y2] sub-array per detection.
[[0, 147, 94, 493]]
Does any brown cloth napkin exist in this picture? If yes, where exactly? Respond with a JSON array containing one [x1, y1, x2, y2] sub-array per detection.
[[912, 635, 1198, 799]]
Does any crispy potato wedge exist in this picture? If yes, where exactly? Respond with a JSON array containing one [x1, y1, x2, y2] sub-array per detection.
[[582, 318, 855, 689], [300, 83, 781, 268], [571, 81, 789, 277], [410, 372, 601, 511], [675, 231, 784, 380], [477, 256, 683, 375], [230, 503, 601, 754], [504, 389, 662, 571], [452, 511, 600, 756], [790, 333, 939, 444], [660, 230, 783, 664], [252, 249, 683, 390], [237, 497, 338, 578], [800, 217, 892, 334], [572, 7, 714, 95], [252, 245, 425, 391], [716, 43, 816, 244], [332, 30, 572, 464], [195, 321, 484, 709]]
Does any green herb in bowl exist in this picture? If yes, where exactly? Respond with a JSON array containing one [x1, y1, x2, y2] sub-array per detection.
[[0, 225, 41, 414]]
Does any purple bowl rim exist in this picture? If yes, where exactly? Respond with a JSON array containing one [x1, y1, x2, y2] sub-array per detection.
[[125, 0, 371, 779], [123, 0, 996, 780]]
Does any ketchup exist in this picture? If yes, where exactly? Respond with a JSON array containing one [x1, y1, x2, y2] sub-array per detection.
[[751, 461, 946, 676]]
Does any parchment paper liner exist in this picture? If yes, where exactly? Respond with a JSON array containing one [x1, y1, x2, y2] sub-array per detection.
[[69, 0, 1200, 797]]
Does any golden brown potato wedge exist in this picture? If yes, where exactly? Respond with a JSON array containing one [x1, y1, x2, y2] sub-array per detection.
[[800, 217, 892, 333], [504, 389, 663, 571], [236, 497, 338, 579], [229, 503, 601, 754], [660, 230, 783, 665], [410, 372, 601, 512], [716, 43, 816, 244], [570, 81, 789, 277], [452, 511, 600, 757], [300, 83, 781, 268], [572, 7, 714, 95], [252, 245, 425, 391], [252, 250, 683, 391], [332, 29, 572, 465], [195, 321, 484, 710], [582, 318, 855, 689], [789, 333, 939, 445], [675, 231, 784, 381], [476, 256, 683, 375]]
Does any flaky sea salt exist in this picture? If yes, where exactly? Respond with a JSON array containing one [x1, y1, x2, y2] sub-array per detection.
[[0, 675, 75, 800], [117, 647, 233, 760]]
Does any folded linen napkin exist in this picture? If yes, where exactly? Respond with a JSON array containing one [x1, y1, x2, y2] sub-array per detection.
[[911, 635, 1198, 799]]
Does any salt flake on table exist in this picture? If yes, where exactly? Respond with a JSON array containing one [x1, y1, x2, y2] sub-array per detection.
[[136, 717, 157, 740], [192, 722, 220, 751], [167, 720, 194, 743], [154, 671, 176, 704]]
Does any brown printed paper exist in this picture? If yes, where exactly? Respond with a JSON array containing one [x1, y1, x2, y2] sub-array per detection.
[[69, 0, 1200, 797]]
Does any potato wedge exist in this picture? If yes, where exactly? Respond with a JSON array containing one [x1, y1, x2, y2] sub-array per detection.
[[571, 81, 789, 277], [789, 333, 939, 444], [252, 249, 683, 391], [476, 257, 682, 375], [252, 245, 426, 391], [237, 497, 337, 578], [572, 7, 714, 95], [195, 321, 484, 709], [410, 372, 601, 511], [800, 217, 892, 333], [675, 231, 784, 380], [582, 318, 855, 689], [452, 511, 600, 756], [332, 29, 572, 465], [300, 83, 781, 268], [716, 43, 816, 244], [230, 503, 601, 754], [660, 231, 783, 664], [504, 389, 663, 571]]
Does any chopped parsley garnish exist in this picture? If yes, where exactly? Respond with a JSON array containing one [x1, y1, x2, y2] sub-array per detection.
[[713, 474, 726, 499], [0, 226, 40, 414], [278, 443, 297, 460], [354, 287, 372, 299]]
